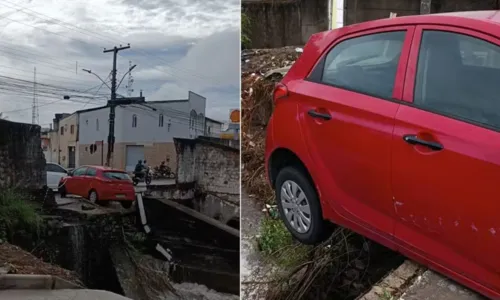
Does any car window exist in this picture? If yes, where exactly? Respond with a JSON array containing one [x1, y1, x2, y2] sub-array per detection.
[[86, 168, 97, 177], [414, 30, 500, 129], [321, 31, 406, 99], [73, 167, 87, 176], [46, 163, 66, 173], [103, 171, 131, 181]]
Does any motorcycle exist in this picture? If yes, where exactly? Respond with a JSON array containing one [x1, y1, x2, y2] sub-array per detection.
[[132, 166, 152, 186], [153, 164, 175, 179]]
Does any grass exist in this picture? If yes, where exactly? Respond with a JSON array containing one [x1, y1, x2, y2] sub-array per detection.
[[257, 216, 310, 269], [241, 12, 252, 49], [0, 189, 42, 240]]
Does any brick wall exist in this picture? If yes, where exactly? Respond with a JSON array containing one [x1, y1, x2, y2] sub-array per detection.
[[0, 120, 46, 189], [174, 138, 239, 196]]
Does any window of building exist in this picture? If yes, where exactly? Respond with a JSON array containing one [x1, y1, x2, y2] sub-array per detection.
[[96, 119, 99, 131], [132, 114, 137, 128], [60, 126, 64, 135], [414, 30, 500, 129], [190, 110, 197, 129], [320, 31, 406, 100], [159, 114, 164, 127], [70, 125, 74, 134]]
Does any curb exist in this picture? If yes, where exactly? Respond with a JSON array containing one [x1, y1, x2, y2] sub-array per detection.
[[0, 274, 82, 290], [357, 260, 425, 300]]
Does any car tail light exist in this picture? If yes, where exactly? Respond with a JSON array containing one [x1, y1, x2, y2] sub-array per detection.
[[273, 83, 288, 103]]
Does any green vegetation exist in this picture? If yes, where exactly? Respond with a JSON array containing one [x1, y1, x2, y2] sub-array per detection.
[[0, 189, 42, 240], [241, 12, 252, 49], [379, 289, 394, 300], [257, 216, 310, 268]]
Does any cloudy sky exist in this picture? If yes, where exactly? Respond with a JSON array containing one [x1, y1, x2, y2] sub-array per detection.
[[0, 0, 240, 127]]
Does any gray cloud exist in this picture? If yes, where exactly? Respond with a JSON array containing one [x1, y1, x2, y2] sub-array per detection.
[[0, 0, 240, 125]]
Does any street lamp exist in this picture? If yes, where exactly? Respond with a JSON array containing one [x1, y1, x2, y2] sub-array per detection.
[[82, 69, 112, 90]]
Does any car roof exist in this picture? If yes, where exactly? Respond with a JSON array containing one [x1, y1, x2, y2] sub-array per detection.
[[78, 165, 125, 172]]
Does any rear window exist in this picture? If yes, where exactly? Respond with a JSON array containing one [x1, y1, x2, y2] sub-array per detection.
[[103, 172, 131, 180]]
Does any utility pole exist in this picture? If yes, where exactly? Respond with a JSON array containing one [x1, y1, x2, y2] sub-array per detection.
[[103, 44, 130, 167], [32, 67, 38, 124]]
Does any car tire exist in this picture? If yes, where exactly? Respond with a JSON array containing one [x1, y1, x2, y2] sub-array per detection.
[[275, 166, 328, 245], [59, 185, 67, 198], [88, 189, 98, 204], [121, 201, 133, 209]]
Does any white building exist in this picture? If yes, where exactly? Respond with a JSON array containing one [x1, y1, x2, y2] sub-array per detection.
[[78, 91, 206, 171], [205, 117, 223, 137]]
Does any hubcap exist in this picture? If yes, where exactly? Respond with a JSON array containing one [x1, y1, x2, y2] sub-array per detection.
[[89, 192, 97, 203], [280, 180, 311, 233]]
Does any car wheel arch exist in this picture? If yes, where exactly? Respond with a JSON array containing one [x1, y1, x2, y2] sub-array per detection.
[[269, 148, 315, 189]]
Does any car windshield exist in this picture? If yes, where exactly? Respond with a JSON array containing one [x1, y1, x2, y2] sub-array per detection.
[[103, 171, 131, 180]]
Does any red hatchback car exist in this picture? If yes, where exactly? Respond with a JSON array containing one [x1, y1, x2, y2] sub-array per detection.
[[59, 165, 135, 208], [265, 11, 500, 299]]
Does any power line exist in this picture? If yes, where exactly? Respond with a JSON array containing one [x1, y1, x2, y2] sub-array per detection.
[[0, 0, 227, 86]]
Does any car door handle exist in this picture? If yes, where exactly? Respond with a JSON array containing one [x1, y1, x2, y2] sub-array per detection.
[[403, 134, 443, 151], [307, 110, 331, 121]]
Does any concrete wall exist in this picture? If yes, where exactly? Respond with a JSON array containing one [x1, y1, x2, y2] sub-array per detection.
[[242, 0, 329, 48], [344, 0, 500, 26], [175, 138, 239, 195], [0, 120, 45, 189], [174, 138, 240, 224]]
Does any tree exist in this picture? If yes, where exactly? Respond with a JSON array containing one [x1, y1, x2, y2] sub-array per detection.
[[241, 12, 252, 49]]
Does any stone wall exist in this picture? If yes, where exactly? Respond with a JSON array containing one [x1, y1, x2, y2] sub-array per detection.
[[242, 0, 329, 48], [174, 138, 240, 224], [0, 120, 45, 189], [175, 138, 239, 196]]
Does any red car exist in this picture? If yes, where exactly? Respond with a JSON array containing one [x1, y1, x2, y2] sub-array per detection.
[[59, 165, 135, 208], [265, 11, 500, 299]]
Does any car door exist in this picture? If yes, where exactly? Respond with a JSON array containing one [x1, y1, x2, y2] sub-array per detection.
[[297, 26, 414, 239], [83, 167, 97, 197], [67, 167, 87, 196], [392, 25, 500, 291]]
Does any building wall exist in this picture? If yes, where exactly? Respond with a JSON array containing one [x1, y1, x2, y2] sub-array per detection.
[[205, 119, 223, 137], [56, 113, 79, 168], [0, 120, 45, 189]]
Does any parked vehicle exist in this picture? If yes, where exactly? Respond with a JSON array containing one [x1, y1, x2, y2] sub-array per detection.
[[265, 11, 500, 299], [132, 166, 152, 186], [45, 162, 68, 190], [58, 165, 135, 208]]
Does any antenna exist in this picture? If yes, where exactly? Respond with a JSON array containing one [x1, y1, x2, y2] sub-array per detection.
[[32, 67, 38, 124], [126, 60, 134, 97]]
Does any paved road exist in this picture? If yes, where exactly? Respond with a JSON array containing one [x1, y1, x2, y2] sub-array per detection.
[[0, 289, 132, 300]]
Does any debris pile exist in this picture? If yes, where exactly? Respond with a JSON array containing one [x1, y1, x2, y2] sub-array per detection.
[[0, 242, 82, 285], [241, 47, 302, 204]]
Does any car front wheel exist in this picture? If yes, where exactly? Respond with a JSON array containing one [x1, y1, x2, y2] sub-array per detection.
[[275, 166, 328, 245]]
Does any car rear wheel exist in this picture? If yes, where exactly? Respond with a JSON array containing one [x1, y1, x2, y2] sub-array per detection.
[[120, 201, 133, 209], [275, 166, 328, 245]]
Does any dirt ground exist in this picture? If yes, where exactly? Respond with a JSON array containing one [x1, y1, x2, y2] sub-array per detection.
[[0, 242, 82, 285]]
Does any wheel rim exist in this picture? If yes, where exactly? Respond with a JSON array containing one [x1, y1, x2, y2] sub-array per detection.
[[280, 180, 311, 233], [89, 191, 97, 203]]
